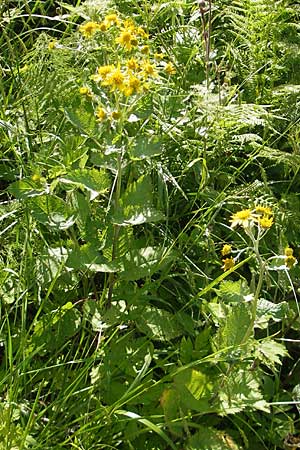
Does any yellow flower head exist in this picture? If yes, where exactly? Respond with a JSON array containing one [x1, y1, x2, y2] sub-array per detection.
[[32, 174, 41, 182], [91, 65, 115, 83], [141, 61, 157, 78], [284, 247, 294, 256], [126, 58, 139, 71], [79, 21, 99, 38], [165, 62, 176, 75], [222, 257, 235, 271], [96, 107, 106, 122], [136, 26, 149, 39], [123, 75, 142, 96], [104, 13, 120, 27], [104, 66, 125, 91], [141, 45, 150, 54], [111, 111, 121, 120], [230, 209, 253, 228], [98, 21, 107, 32], [48, 40, 57, 50], [255, 205, 273, 216], [116, 30, 136, 50], [79, 86, 92, 97], [258, 215, 274, 229], [154, 52, 165, 60], [221, 244, 232, 257], [285, 255, 297, 269]]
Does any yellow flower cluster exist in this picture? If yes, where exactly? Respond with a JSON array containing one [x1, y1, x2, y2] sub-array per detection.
[[221, 244, 235, 271], [91, 59, 159, 96], [284, 247, 297, 269], [230, 205, 274, 230]]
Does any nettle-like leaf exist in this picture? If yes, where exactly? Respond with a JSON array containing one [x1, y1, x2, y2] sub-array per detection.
[[173, 368, 214, 413], [130, 136, 162, 159], [187, 426, 240, 450], [254, 339, 288, 371], [215, 280, 251, 303], [255, 299, 289, 329], [59, 168, 110, 200], [66, 243, 123, 273], [214, 303, 252, 351], [31, 302, 81, 353], [113, 175, 164, 226], [134, 306, 184, 341], [29, 194, 76, 230], [119, 246, 173, 281], [217, 369, 270, 414], [8, 179, 47, 199]]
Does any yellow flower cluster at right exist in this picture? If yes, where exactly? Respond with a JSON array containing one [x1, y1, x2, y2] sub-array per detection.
[[230, 205, 274, 230]]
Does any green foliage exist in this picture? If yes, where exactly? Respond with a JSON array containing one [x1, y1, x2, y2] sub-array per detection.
[[0, 0, 299, 448]]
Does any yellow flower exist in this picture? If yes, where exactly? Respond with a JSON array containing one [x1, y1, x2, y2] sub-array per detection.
[[98, 22, 107, 32], [126, 58, 139, 71], [154, 52, 165, 60], [123, 75, 142, 96], [222, 257, 235, 271], [116, 30, 135, 50], [285, 255, 297, 269], [104, 13, 120, 27], [48, 40, 57, 50], [255, 205, 273, 216], [284, 247, 294, 256], [32, 174, 41, 182], [165, 62, 176, 75], [221, 244, 232, 256], [136, 27, 149, 39], [230, 209, 253, 228], [79, 86, 92, 97], [104, 66, 125, 91], [111, 111, 121, 120], [91, 65, 115, 83], [79, 21, 99, 38], [258, 215, 274, 229], [141, 45, 150, 54], [140, 60, 157, 78], [96, 107, 106, 122]]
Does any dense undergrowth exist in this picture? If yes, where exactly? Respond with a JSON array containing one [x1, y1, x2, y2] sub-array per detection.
[[0, 0, 300, 448]]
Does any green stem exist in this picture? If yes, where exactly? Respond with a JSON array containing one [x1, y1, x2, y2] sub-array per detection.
[[107, 152, 122, 308]]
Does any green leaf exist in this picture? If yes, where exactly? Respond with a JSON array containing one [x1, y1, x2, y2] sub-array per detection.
[[217, 369, 270, 414], [29, 195, 76, 230], [255, 299, 289, 329], [174, 368, 213, 413], [187, 426, 240, 450], [114, 175, 164, 226], [134, 306, 184, 341], [8, 179, 46, 199], [120, 246, 173, 281], [254, 339, 288, 370], [60, 168, 110, 200], [66, 244, 123, 272], [214, 303, 252, 350], [216, 280, 251, 303], [130, 136, 162, 159]]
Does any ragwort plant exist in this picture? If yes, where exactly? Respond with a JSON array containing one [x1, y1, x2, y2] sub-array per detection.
[[1, 0, 300, 448]]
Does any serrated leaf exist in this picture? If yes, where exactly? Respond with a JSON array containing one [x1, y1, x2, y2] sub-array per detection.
[[60, 168, 110, 200], [174, 368, 213, 413], [254, 339, 288, 370], [131, 136, 162, 159], [216, 280, 251, 303], [8, 179, 46, 199], [256, 299, 289, 329], [218, 369, 270, 414], [120, 246, 173, 281], [29, 195, 76, 230], [187, 426, 240, 450], [135, 306, 184, 341], [214, 303, 252, 350], [66, 244, 123, 272]]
